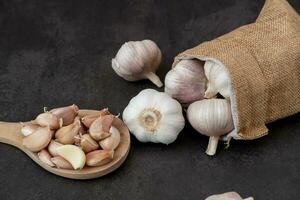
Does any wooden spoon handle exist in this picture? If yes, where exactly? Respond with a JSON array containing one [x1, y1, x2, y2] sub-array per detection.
[[0, 122, 23, 148]]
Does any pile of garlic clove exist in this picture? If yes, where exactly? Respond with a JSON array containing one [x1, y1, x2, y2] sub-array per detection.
[[21, 105, 120, 170], [165, 59, 234, 156]]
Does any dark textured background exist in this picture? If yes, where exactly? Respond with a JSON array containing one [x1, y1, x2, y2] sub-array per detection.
[[0, 0, 299, 199]]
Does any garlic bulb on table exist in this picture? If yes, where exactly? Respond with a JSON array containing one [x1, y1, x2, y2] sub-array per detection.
[[204, 60, 231, 99], [112, 40, 163, 87], [187, 99, 234, 156], [123, 89, 185, 144], [165, 59, 206, 105]]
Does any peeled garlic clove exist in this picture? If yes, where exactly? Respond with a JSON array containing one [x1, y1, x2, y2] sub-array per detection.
[[205, 192, 254, 200], [80, 134, 99, 153], [81, 108, 110, 128], [56, 145, 86, 170], [165, 59, 206, 105], [187, 99, 234, 156], [23, 127, 54, 152], [78, 108, 110, 118], [89, 115, 114, 141], [50, 104, 79, 126], [123, 89, 185, 144], [55, 120, 81, 144], [112, 40, 163, 87], [99, 126, 120, 150], [48, 140, 63, 157], [38, 149, 54, 167], [35, 112, 60, 129], [86, 150, 114, 167], [51, 156, 73, 169], [204, 60, 231, 99], [21, 123, 39, 136]]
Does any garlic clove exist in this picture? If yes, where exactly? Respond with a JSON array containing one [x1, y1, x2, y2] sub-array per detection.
[[78, 109, 109, 118], [51, 156, 73, 169], [20, 123, 39, 137], [187, 99, 234, 156], [56, 145, 86, 170], [204, 60, 231, 99], [50, 104, 79, 126], [86, 150, 114, 167], [22, 127, 54, 152], [165, 59, 206, 105], [81, 108, 111, 128], [123, 89, 185, 144], [55, 120, 81, 144], [35, 112, 60, 129], [38, 149, 54, 167], [48, 140, 63, 157], [112, 40, 163, 87], [80, 134, 99, 153], [99, 126, 121, 150], [89, 115, 114, 141]]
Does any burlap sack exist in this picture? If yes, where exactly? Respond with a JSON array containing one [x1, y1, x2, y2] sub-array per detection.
[[173, 0, 300, 140]]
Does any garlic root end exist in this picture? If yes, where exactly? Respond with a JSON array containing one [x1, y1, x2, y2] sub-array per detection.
[[145, 72, 163, 87], [206, 136, 219, 156]]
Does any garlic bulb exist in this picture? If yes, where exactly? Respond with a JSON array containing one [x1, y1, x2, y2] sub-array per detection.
[[165, 59, 206, 104], [204, 60, 231, 99], [205, 192, 254, 200], [187, 99, 234, 156], [112, 40, 163, 87], [123, 89, 185, 144]]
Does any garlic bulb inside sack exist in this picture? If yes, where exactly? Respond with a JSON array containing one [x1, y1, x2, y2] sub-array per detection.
[[187, 99, 234, 156], [112, 40, 163, 87], [122, 89, 185, 144], [204, 60, 231, 99], [164, 59, 206, 105]]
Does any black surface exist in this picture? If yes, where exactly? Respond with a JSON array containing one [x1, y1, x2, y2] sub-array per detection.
[[0, 0, 299, 199]]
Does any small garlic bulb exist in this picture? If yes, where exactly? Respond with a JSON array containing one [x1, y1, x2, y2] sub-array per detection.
[[165, 59, 206, 104], [204, 60, 231, 99], [187, 99, 234, 156], [123, 89, 185, 144], [112, 40, 163, 87]]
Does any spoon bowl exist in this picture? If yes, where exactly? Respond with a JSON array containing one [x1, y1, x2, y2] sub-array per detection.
[[0, 110, 131, 179]]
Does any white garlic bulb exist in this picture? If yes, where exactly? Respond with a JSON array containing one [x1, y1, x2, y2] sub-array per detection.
[[112, 40, 163, 87], [205, 192, 254, 200], [204, 60, 231, 99], [123, 89, 185, 144], [165, 59, 206, 105], [187, 99, 234, 156]]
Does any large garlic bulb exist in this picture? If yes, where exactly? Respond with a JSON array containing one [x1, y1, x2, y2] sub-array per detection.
[[123, 89, 185, 144], [187, 99, 234, 156], [112, 40, 163, 87], [164, 59, 206, 105], [204, 60, 231, 99]]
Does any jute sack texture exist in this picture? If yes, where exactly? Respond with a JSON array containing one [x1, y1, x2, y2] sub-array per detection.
[[174, 0, 300, 139]]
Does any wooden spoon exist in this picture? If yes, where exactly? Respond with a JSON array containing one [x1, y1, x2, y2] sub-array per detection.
[[0, 110, 130, 179]]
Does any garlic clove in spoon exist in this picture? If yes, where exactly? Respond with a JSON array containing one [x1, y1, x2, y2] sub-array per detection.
[[48, 140, 63, 157], [123, 89, 185, 144], [38, 149, 55, 167], [81, 108, 110, 128], [112, 40, 163, 87], [21, 123, 39, 136], [50, 104, 79, 126], [187, 99, 234, 156], [89, 115, 114, 141], [22, 127, 54, 152], [204, 60, 231, 99], [55, 119, 81, 144], [56, 145, 86, 170], [80, 134, 99, 153], [99, 126, 121, 150], [86, 150, 114, 167], [34, 112, 60, 130], [51, 156, 73, 169], [165, 59, 206, 105]]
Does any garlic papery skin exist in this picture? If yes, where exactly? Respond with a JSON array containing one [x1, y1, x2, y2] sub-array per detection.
[[204, 60, 231, 99], [165, 59, 206, 105], [187, 99, 234, 156], [112, 40, 163, 87], [122, 89, 185, 144]]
